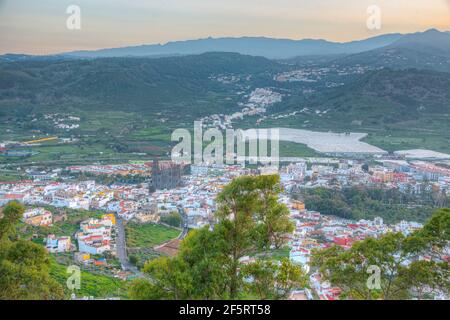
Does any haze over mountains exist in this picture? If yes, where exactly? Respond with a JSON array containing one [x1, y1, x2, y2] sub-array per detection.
[[57, 29, 450, 61], [1, 29, 448, 67], [63, 33, 404, 59]]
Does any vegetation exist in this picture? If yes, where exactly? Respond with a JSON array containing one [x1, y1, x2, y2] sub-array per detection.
[[129, 175, 305, 300], [0, 173, 26, 182], [160, 211, 182, 228], [8, 204, 128, 299], [125, 222, 179, 248], [261, 69, 450, 154], [297, 186, 449, 223], [17, 206, 104, 241], [311, 208, 450, 300], [49, 259, 128, 299], [0, 53, 278, 118], [0, 202, 65, 299], [2, 54, 450, 166], [278, 141, 322, 158]]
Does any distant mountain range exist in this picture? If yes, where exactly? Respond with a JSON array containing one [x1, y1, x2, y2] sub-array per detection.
[[2, 29, 448, 64], [59, 29, 450, 61], [60, 33, 405, 60]]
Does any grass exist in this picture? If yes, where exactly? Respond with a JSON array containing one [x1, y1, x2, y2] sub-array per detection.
[[251, 246, 291, 262], [49, 259, 128, 299], [46, 209, 104, 237], [0, 173, 26, 182], [128, 248, 162, 269], [26, 143, 116, 162], [3, 98, 449, 166], [128, 126, 172, 142], [125, 223, 180, 248], [267, 246, 290, 261], [257, 111, 450, 155], [279, 141, 322, 158], [363, 132, 450, 154]]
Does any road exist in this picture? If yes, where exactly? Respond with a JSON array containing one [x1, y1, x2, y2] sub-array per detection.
[[115, 210, 187, 277], [115, 216, 141, 275], [177, 207, 189, 240]]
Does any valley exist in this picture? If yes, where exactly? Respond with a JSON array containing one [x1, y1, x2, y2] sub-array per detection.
[[1, 29, 450, 165]]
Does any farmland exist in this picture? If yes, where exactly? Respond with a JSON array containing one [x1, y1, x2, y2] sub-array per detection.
[[244, 128, 387, 154], [125, 223, 180, 248]]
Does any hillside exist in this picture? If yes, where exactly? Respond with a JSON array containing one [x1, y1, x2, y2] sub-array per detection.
[[1, 51, 449, 162], [265, 68, 450, 153], [335, 29, 450, 72], [310, 68, 450, 122], [0, 52, 283, 118]]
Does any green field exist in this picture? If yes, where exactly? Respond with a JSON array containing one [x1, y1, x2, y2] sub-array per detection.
[[250, 246, 290, 262], [279, 141, 322, 157], [363, 132, 450, 153], [50, 259, 128, 299], [125, 223, 180, 248], [0, 172, 25, 181]]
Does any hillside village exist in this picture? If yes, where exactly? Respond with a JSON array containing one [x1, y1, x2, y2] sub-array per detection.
[[1, 152, 449, 299]]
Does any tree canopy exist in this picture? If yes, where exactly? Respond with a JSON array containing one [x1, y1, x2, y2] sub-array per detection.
[[129, 175, 304, 300], [0, 202, 64, 300], [311, 208, 450, 300]]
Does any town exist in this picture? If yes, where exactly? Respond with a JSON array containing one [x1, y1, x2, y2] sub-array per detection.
[[1, 150, 449, 299]]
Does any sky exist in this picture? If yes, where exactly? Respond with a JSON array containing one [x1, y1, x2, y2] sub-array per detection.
[[0, 0, 449, 55]]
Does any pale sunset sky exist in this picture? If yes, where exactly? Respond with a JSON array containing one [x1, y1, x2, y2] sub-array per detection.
[[0, 0, 449, 54]]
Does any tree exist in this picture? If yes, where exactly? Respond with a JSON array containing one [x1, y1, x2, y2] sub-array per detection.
[[361, 163, 369, 173], [129, 226, 228, 300], [243, 258, 307, 300], [416, 208, 449, 250], [299, 186, 439, 223], [130, 256, 193, 300], [129, 175, 299, 300], [213, 176, 266, 298], [254, 175, 294, 251], [0, 202, 64, 300], [214, 175, 294, 298], [311, 209, 450, 300], [160, 211, 182, 228], [397, 260, 449, 300], [178, 227, 228, 299], [129, 254, 138, 266], [128, 278, 157, 300], [0, 201, 23, 240]]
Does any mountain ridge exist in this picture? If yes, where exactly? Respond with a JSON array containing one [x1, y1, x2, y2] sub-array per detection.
[[60, 33, 404, 59], [333, 29, 450, 72]]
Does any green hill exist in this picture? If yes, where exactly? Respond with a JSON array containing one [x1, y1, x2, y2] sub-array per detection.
[[0, 52, 282, 118]]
